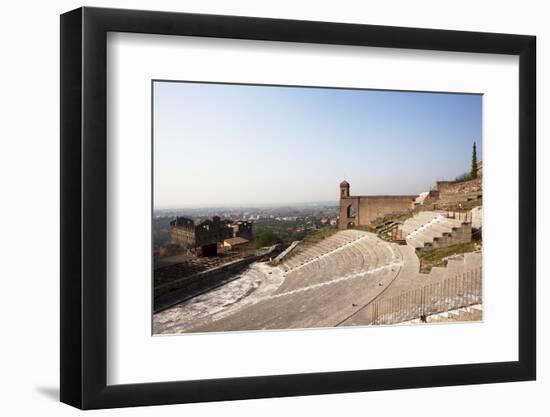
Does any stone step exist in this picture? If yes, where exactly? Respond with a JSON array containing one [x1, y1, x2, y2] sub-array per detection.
[[415, 211, 442, 220], [438, 218, 463, 228], [415, 229, 445, 242], [464, 252, 482, 271], [407, 236, 427, 249], [444, 258, 465, 279], [429, 266, 447, 282], [428, 223, 455, 235]]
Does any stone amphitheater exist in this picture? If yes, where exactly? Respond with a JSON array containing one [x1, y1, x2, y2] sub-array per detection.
[[154, 208, 482, 334]]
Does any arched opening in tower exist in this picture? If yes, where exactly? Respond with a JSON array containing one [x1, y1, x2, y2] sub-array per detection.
[[347, 204, 356, 218]]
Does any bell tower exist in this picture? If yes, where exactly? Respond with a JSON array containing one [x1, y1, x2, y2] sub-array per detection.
[[340, 180, 350, 198]]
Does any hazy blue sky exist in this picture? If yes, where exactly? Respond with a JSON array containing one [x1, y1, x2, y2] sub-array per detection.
[[153, 81, 482, 208]]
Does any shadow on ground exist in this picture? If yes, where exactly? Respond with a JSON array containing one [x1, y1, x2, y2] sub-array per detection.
[[36, 386, 59, 401]]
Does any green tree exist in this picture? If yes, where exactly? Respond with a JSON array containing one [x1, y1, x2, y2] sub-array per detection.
[[470, 141, 478, 179], [255, 230, 282, 248]]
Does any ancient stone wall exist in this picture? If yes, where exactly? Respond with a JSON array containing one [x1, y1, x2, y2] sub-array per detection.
[[339, 195, 416, 229], [433, 178, 482, 197]]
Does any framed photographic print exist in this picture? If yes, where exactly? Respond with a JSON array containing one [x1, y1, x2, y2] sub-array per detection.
[[60, 7, 536, 409]]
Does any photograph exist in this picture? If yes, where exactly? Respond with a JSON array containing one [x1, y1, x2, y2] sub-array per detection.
[[152, 81, 483, 334]]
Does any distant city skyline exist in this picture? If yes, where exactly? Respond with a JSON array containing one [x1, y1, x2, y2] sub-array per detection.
[[154, 81, 482, 209]]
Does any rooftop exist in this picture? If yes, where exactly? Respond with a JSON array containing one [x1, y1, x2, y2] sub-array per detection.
[[223, 237, 250, 246]]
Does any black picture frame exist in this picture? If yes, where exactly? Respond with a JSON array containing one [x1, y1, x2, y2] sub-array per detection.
[[60, 6, 536, 410]]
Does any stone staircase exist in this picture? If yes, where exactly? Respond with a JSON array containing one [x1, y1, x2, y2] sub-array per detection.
[[426, 251, 482, 283], [399, 211, 472, 251], [427, 304, 483, 323], [401, 304, 483, 324]]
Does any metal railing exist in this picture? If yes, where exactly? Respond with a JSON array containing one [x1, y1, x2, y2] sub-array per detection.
[[375, 222, 406, 243], [390, 225, 405, 242], [445, 209, 472, 223], [365, 267, 482, 325]]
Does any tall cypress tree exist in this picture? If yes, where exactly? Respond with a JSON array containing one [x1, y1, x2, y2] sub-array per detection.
[[471, 141, 478, 179]]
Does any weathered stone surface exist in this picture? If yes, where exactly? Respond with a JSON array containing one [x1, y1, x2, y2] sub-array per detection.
[[339, 181, 416, 229]]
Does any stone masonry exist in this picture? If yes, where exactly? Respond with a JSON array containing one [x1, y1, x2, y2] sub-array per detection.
[[338, 181, 416, 229]]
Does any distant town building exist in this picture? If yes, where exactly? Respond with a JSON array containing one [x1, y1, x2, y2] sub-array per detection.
[[232, 220, 254, 241], [170, 215, 253, 256], [222, 237, 250, 250]]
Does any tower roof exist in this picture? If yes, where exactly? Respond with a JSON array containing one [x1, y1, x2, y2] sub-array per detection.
[[340, 180, 350, 187]]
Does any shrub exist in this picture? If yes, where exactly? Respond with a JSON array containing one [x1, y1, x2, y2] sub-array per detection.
[[255, 230, 282, 248], [454, 172, 472, 182]]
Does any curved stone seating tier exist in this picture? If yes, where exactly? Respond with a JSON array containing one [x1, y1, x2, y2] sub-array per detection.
[[372, 242, 395, 266], [275, 231, 398, 294], [279, 250, 360, 293], [370, 244, 388, 269], [347, 245, 368, 273], [357, 247, 371, 270], [350, 245, 370, 272], [185, 258, 402, 333], [354, 237, 389, 267], [338, 248, 355, 272], [355, 240, 378, 269], [280, 231, 364, 272], [314, 241, 332, 251]]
